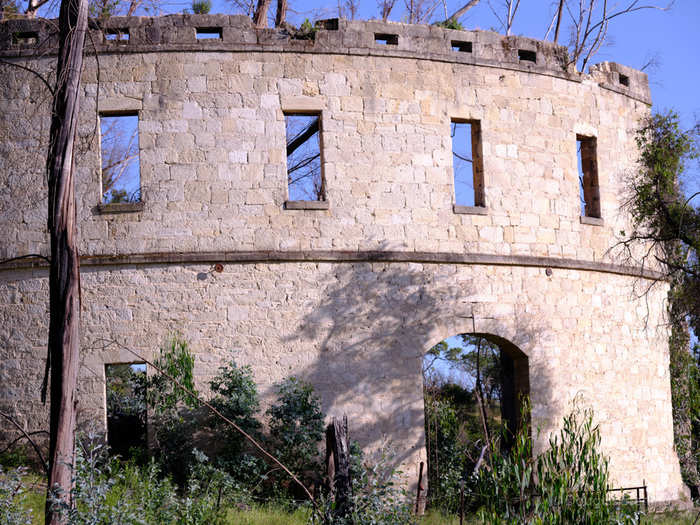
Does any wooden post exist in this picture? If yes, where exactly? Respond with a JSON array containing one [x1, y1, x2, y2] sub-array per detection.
[[44, 0, 88, 522], [415, 461, 426, 515], [325, 421, 336, 498], [459, 479, 465, 525], [326, 415, 352, 522]]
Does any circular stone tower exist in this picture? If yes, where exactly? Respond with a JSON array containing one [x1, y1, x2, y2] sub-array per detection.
[[0, 14, 688, 503]]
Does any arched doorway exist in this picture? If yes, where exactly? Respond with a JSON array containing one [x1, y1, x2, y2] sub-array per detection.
[[422, 332, 529, 511]]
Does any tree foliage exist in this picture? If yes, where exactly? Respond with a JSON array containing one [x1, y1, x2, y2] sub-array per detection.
[[266, 377, 325, 497], [147, 336, 199, 415], [626, 112, 699, 331], [622, 110, 700, 491], [207, 362, 266, 489]]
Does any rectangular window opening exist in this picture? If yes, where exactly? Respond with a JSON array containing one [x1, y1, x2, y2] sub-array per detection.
[[196, 27, 223, 40], [105, 28, 129, 42], [12, 32, 38, 46], [451, 120, 485, 208], [518, 49, 536, 63], [105, 363, 147, 459], [451, 40, 472, 53], [619, 73, 630, 87], [318, 18, 339, 30], [577, 135, 601, 218], [374, 33, 398, 45], [100, 113, 141, 204], [285, 113, 324, 202]]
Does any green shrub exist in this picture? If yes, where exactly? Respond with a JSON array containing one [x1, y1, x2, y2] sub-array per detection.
[[471, 403, 641, 524], [346, 442, 416, 525], [148, 335, 199, 415], [0, 446, 31, 469], [266, 377, 325, 499], [192, 0, 211, 14], [294, 19, 317, 40], [433, 18, 464, 30], [47, 433, 230, 525], [311, 441, 416, 525], [147, 336, 201, 485], [424, 383, 483, 514], [209, 362, 262, 460], [207, 361, 267, 496], [0, 466, 33, 525]]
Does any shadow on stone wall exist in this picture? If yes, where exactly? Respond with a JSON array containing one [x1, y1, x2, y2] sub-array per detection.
[[281, 258, 553, 470]]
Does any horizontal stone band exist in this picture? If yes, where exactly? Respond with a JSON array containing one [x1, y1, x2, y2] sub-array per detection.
[[1, 250, 664, 281]]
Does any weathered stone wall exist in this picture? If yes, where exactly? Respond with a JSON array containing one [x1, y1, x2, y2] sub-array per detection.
[[0, 15, 686, 503]]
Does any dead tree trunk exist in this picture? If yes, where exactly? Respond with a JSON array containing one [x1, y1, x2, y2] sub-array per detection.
[[274, 0, 287, 27], [252, 0, 270, 27], [326, 415, 352, 522], [553, 0, 564, 43], [414, 461, 426, 515], [44, 0, 87, 522]]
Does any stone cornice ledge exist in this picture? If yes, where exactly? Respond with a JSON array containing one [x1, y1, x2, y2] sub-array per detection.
[[1, 250, 665, 280]]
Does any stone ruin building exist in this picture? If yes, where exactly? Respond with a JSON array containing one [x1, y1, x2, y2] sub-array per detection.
[[0, 14, 689, 504]]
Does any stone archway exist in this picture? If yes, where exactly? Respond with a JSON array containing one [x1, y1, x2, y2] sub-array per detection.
[[423, 332, 530, 448], [421, 331, 531, 507]]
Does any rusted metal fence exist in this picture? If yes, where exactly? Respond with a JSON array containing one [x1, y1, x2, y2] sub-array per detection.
[[607, 481, 648, 513], [425, 476, 649, 522]]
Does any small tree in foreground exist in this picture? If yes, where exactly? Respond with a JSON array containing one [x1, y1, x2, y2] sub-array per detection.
[[471, 403, 640, 524], [266, 377, 325, 498], [621, 110, 700, 492]]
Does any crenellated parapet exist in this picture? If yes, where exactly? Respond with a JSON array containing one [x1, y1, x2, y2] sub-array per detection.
[[0, 15, 650, 104]]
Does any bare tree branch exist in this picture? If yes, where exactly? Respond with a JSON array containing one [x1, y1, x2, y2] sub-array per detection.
[[0, 59, 55, 96], [445, 0, 480, 23], [488, 0, 521, 36], [378, 0, 397, 21], [553, 0, 565, 42], [563, 0, 673, 70], [0, 411, 48, 472], [286, 118, 319, 157]]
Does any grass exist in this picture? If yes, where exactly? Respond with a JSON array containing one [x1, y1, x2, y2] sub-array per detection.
[[14, 494, 700, 525], [642, 508, 699, 524], [224, 504, 311, 524], [7, 466, 700, 525]]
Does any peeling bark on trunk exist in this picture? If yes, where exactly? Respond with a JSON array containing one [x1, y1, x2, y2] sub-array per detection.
[[44, 0, 87, 522], [253, 0, 270, 27], [326, 415, 352, 522]]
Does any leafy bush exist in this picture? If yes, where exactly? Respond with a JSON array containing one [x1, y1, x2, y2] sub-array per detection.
[[209, 362, 262, 458], [48, 433, 229, 525], [191, 0, 211, 14], [424, 381, 483, 514], [208, 362, 266, 494], [471, 404, 641, 524], [0, 446, 31, 469], [148, 336, 199, 415], [433, 18, 464, 30], [266, 377, 325, 498], [346, 442, 416, 525], [293, 19, 317, 40], [311, 441, 416, 525], [147, 336, 201, 484], [0, 466, 32, 525]]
